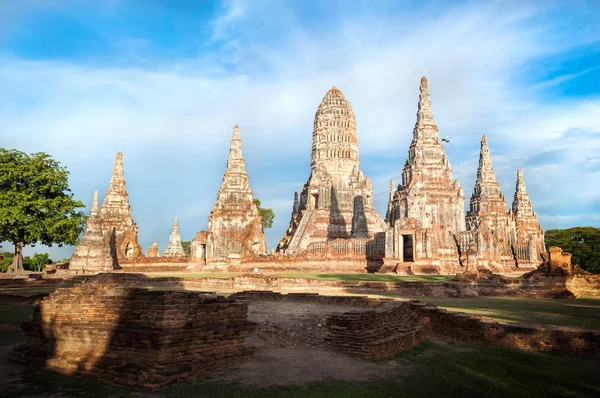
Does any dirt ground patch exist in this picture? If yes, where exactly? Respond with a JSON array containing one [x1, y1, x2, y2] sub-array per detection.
[[214, 300, 407, 386]]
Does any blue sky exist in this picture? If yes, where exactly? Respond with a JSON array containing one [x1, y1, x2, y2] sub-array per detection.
[[1, 0, 599, 259]]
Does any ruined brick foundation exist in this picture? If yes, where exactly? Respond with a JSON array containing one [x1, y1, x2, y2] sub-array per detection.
[[10, 284, 255, 391], [325, 302, 431, 359], [230, 291, 600, 357]]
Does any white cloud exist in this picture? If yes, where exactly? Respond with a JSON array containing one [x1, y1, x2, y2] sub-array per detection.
[[210, 0, 249, 40]]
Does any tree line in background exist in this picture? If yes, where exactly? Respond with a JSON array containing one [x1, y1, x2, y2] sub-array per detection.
[[0, 251, 70, 272], [544, 227, 600, 273]]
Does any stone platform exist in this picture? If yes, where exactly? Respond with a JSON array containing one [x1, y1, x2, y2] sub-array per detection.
[[10, 283, 256, 391]]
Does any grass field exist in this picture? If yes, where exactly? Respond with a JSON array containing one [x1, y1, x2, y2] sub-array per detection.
[[165, 341, 600, 398], [400, 295, 600, 329], [145, 272, 455, 283]]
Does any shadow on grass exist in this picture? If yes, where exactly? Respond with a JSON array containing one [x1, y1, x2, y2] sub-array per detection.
[[162, 340, 600, 398], [0, 302, 34, 346], [391, 340, 600, 398]]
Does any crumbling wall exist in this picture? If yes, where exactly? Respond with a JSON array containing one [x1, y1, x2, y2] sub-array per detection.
[[10, 284, 255, 391], [88, 273, 470, 298], [325, 302, 431, 359], [410, 301, 600, 354], [566, 274, 600, 297]]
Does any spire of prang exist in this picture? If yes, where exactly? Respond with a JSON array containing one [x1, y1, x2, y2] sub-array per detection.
[[91, 190, 99, 216], [85, 190, 102, 234], [224, 125, 248, 176], [98, 152, 142, 260], [310, 85, 359, 175], [292, 191, 300, 214], [515, 168, 526, 195], [476, 135, 497, 184], [109, 152, 126, 194], [415, 76, 437, 131], [512, 168, 534, 217], [216, 125, 253, 196], [101, 152, 132, 216]]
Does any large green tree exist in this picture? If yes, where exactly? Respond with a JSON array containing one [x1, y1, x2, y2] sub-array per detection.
[[0, 149, 86, 272], [253, 198, 275, 231], [544, 227, 600, 273]]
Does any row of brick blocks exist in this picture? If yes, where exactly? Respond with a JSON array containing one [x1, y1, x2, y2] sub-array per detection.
[[10, 284, 256, 391]]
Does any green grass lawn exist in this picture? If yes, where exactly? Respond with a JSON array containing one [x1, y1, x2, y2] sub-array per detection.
[[401, 295, 600, 329], [274, 273, 456, 282]]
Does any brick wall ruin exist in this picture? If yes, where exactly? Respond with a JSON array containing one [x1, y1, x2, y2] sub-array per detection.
[[232, 291, 600, 357], [411, 301, 600, 354], [325, 302, 431, 359], [10, 283, 255, 391]]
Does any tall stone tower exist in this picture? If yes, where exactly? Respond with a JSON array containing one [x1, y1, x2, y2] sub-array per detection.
[[70, 190, 115, 272], [277, 86, 387, 253], [384, 77, 465, 273], [510, 168, 545, 269], [463, 135, 516, 272], [99, 152, 143, 261], [191, 126, 266, 264]]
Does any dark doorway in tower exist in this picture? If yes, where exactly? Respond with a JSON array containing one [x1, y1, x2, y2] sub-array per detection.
[[402, 235, 414, 262], [311, 193, 319, 209]]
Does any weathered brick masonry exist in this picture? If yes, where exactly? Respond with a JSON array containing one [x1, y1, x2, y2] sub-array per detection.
[[10, 283, 256, 391], [231, 291, 600, 357], [325, 302, 431, 359], [410, 301, 600, 354]]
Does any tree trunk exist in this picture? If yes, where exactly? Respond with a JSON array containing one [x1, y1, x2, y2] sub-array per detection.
[[9, 241, 25, 273]]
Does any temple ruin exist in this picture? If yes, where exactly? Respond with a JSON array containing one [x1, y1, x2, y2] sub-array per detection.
[[69, 190, 115, 272], [510, 169, 546, 270], [457, 136, 517, 273], [99, 152, 143, 261], [383, 77, 466, 274], [277, 86, 387, 256], [67, 79, 548, 275], [190, 126, 266, 267]]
